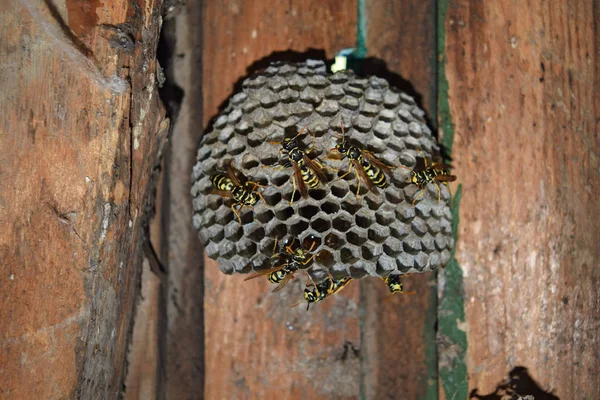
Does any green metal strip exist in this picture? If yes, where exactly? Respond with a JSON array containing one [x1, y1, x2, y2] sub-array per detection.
[[437, 0, 468, 397]]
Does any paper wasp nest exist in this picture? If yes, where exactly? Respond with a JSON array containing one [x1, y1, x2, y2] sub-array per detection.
[[191, 60, 453, 279]]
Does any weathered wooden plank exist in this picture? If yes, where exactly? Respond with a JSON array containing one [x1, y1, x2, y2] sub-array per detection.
[[360, 1, 439, 399], [201, 1, 361, 399], [0, 0, 167, 397], [161, 3, 207, 398], [444, 1, 600, 399]]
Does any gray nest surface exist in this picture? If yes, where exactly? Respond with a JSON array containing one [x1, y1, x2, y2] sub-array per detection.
[[191, 60, 453, 280]]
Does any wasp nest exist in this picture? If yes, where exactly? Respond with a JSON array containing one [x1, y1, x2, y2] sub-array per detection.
[[191, 60, 453, 279]]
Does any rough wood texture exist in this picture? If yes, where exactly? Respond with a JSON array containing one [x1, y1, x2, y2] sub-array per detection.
[[201, 1, 361, 399], [360, 1, 439, 399], [162, 4, 207, 398], [445, 1, 600, 398], [0, 0, 167, 398]]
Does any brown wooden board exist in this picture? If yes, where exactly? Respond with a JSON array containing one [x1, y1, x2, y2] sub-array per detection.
[[0, 0, 167, 398], [444, 1, 600, 399], [361, 1, 439, 399], [201, 1, 361, 399]]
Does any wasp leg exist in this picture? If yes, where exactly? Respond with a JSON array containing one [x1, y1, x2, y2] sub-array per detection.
[[435, 182, 442, 203], [336, 168, 352, 181], [290, 175, 298, 206], [412, 188, 425, 206], [246, 181, 267, 203], [355, 166, 361, 200], [232, 204, 242, 224], [260, 163, 287, 171]]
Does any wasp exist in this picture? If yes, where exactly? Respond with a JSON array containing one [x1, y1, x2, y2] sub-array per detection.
[[382, 274, 416, 303], [268, 125, 327, 204], [244, 237, 317, 292], [290, 274, 354, 310], [210, 161, 265, 223], [399, 153, 457, 205], [329, 123, 393, 198]]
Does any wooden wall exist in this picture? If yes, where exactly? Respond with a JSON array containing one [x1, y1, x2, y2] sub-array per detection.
[[445, 1, 600, 399], [0, 0, 167, 398]]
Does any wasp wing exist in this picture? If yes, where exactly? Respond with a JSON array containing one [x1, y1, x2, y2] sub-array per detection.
[[302, 154, 327, 183], [351, 160, 378, 194], [209, 188, 234, 198], [292, 162, 309, 198], [271, 273, 295, 293], [225, 161, 242, 186], [243, 263, 286, 281], [362, 151, 394, 177], [435, 174, 457, 182]]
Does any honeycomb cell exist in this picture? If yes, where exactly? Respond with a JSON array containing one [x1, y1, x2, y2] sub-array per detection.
[[411, 217, 429, 236], [227, 136, 246, 155], [246, 226, 266, 242], [341, 200, 361, 215], [205, 242, 219, 259], [309, 188, 327, 201], [215, 207, 234, 226], [402, 234, 422, 254], [384, 190, 403, 205], [262, 190, 282, 207], [346, 229, 367, 246], [299, 204, 320, 220], [315, 249, 335, 268], [368, 226, 389, 244], [241, 154, 260, 169], [266, 222, 287, 239], [364, 195, 383, 211], [382, 237, 402, 257], [220, 240, 236, 259], [205, 196, 223, 211], [310, 216, 331, 233], [321, 200, 340, 214], [349, 266, 368, 279], [289, 218, 309, 236], [332, 214, 352, 232], [255, 209, 274, 224], [237, 239, 258, 258], [375, 210, 395, 226], [376, 256, 396, 273], [324, 232, 344, 249], [396, 252, 414, 272], [275, 206, 294, 221], [340, 247, 358, 264], [355, 210, 374, 229], [362, 242, 382, 260]]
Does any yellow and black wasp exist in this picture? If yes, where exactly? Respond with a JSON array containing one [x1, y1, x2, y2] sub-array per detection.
[[399, 153, 457, 205], [268, 125, 327, 204], [382, 274, 416, 303], [244, 237, 317, 292], [329, 123, 394, 197], [290, 274, 354, 310], [210, 161, 265, 223]]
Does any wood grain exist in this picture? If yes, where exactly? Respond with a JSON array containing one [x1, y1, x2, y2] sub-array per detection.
[[361, 1, 439, 399], [0, 0, 167, 397], [201, 1, 361, 399], [444, 0, 600, 398]]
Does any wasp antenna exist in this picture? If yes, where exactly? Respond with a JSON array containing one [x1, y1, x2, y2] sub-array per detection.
[[292, 125, 308, 140], [289, 299, 304, 309], [383, 293, 395, 303]]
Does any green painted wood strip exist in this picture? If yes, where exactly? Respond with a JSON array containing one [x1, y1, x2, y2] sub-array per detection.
[[437, 0, 468, 398]]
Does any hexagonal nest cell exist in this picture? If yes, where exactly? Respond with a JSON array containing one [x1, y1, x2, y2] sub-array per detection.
[[191, 60, 454, 280]]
